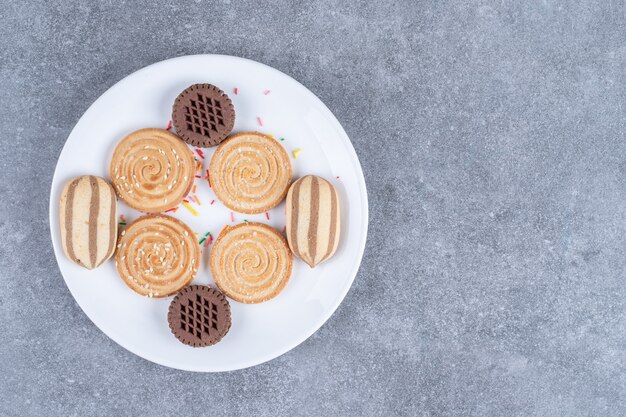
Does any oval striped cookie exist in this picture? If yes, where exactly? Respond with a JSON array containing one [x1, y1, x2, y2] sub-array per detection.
[[59, 175, 118, 269], [285, 175, 341, 268]]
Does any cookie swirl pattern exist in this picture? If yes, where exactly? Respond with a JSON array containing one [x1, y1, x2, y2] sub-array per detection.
[[209, 132, 292, 214], [110, 128, 195, 213], [115, 214, 200, 297], [210, 222, 292, 303]]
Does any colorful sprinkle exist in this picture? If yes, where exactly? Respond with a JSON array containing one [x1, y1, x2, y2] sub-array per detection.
[[195, 149, 205, 159], [183, 199, 189, 203], [120, 215, 126, 222], [183, 202, 198, 216], [187, 195, 196, 204], [194, 195, 202, 205], [257, 116, 263, 127], [166, 120, 172, 131], [118, 222, 126, 226], [193, 185, 197, 194], [263, 89, 271, 95], [199, 237, 206, 245], [336, 176, 340, 179], [279, 137, 285, 141], [195, 175, 201, 179], [204, 237, 211, 247], [244, 219, 249, 223], [230, 212, 234, 222], [164, 207, 178, 213], [293, 149, 302, 159], [265, 212, 270, 220], [234, 87, 239, 95], [210, 199, 215, 205]]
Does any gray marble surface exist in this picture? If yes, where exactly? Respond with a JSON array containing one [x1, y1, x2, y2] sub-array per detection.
[[1, 1, 625, 416]]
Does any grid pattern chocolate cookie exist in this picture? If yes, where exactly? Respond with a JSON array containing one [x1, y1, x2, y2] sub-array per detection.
[[168, 285, 231, 347], [172, 84, 235, 147]]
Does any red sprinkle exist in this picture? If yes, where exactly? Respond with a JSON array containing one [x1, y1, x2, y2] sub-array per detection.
[[165, 207, 177, 213], [257, 117, 263, 127], [234, 87, 238, 95], [263, 89, 271, 95], [120, 214, 125, 222], [207, 234, 213, 244], [188, 195, 196, 204], [166, 120, 172, 130], [210, 200, 215, 205], [195, 175, 201, 179], [265, 212, 270, 220], [336, 176, 340, 179], [195, 149, 205, 159], [203, 237, 210, 247], [230, 212, 234, 222], [183, 199, 189, 203]]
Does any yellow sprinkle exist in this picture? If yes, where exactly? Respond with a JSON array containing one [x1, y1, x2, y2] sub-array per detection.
[[195, 195, 202, 205], [182, 202, 198, 216], [293, 149, 302, 159]]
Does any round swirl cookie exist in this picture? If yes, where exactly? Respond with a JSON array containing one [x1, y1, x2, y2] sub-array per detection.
[[110, 128, 195, 213], [209, 132, 292, 214], [210, 222, 292, 304], [115, 214, 200, 298]]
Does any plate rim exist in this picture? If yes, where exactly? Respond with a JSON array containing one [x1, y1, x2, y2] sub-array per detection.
[[48, 54, 369, 372]]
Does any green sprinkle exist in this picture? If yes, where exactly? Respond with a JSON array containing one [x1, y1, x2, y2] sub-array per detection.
[[119, 222, 126, 226], [244, 219, 249, 223], [204, 231, 211, 237], [199, 237, 206, 245], [279, 137, 285, 141]]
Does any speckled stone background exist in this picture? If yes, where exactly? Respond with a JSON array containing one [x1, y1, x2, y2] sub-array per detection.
[[1, 1, 625, 416]]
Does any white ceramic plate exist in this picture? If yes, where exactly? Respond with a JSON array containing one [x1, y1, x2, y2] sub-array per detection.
[[49, 55, 368, 372]]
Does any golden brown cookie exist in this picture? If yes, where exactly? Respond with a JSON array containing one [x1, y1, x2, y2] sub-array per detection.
[[115, 214, 200, 297], [110, 128, 195, 213], [59, 175, 117, 269], [286, 175, 341, 268], [209, 132, 291, 214], [210, 222, 292, 303]]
